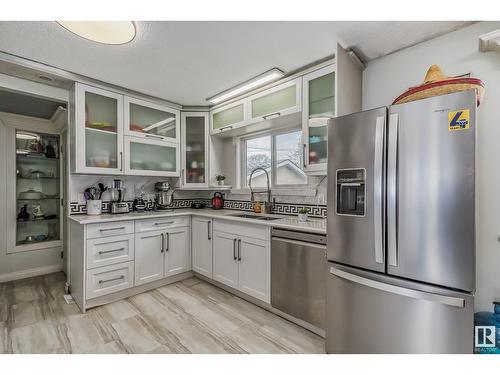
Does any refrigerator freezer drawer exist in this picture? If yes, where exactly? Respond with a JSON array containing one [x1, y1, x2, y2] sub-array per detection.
[[326, 263, 473, 354]]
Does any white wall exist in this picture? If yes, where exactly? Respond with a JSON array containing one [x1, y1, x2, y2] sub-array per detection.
[[363, 21, 500, 311]]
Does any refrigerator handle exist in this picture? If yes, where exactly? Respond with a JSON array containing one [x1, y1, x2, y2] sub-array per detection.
[[330, 267, 465, 308], [374, 116, 385, 264], [387, 113, 399, 267]]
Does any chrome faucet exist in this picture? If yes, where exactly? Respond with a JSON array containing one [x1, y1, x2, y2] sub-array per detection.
[[248, 167, 273, 214]]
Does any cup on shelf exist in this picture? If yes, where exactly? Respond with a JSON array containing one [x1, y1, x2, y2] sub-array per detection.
[[86, 200, 102, 215]]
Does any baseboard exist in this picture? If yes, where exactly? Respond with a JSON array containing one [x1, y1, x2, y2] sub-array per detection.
[[0, 264, 63, 283]]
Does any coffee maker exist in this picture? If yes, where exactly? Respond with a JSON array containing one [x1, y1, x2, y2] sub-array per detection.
[[155, 181, 174, 211], [109, 179, 129, 214]]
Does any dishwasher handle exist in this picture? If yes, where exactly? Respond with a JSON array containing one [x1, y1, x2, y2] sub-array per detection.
[[272, 236, 327, 250]]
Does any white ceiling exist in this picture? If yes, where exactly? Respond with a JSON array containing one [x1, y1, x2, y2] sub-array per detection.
[[0, 21, 472, 106]]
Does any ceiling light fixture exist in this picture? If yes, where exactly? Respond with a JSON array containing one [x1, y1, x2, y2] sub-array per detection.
[[57, 21, 136, 45], [207, 68, 285, 104]]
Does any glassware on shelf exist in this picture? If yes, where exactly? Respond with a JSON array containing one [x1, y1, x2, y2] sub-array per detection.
[[15, 130, 61, 246]]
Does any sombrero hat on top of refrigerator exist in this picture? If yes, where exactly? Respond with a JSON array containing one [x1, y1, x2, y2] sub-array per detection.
[[393, 65, 485, 106]]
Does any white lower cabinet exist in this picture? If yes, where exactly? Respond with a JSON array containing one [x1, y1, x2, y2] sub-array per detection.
[[213, 231, 239, 289], [86, 261, 134, 299], [191, 217, 213, 278], [164, 227, 190, 277], [135, 229, 165, 286], [135, 224, 190, 286], [238, 236, 270, 302], [212, 226, 270, 303]]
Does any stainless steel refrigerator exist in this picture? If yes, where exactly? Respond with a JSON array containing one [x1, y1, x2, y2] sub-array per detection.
[[326, 90, 476, 354]]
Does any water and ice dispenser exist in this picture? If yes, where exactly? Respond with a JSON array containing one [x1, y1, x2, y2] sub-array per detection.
[[336, 169, 366, 216]]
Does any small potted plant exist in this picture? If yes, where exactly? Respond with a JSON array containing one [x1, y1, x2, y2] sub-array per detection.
[[298, 207, 309, 222], [216, 175, 226, 186]]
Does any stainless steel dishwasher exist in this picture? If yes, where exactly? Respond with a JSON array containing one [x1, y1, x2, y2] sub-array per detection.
[[271, 228, 326, 329]]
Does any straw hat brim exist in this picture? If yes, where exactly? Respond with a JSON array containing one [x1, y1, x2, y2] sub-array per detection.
[[393, 77, 485, 105]]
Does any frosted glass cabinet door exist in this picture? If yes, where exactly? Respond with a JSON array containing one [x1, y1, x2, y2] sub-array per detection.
[[125, 97, 180, 142], [75, 83, 124, 174], [248, 78, 302, 122], [302, 65, 336, 172], [181, 112, 209, 187], [124, 137, 179, 176], [210, 98, 247, 134]]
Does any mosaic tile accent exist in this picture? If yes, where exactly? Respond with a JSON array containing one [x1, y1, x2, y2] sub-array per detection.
[[70, 198, 327, 218]]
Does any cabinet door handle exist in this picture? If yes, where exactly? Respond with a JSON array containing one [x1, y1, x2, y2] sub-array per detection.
[[161, 233, 165, 253], [262, 112, 281, 120], [166, 232, 170, 252], [145, 134, 164, 140], [119, 151, 123, 172], [207, 221, 211, 240], [233, 238, 237, 260], [238, 239, 242, 261], [100, 226, 125, 232], [98, 247, 125, 255], [303, 144, 307, 168], [98, 275, 125, 285], [219, 125, 233, 133], [154, 221, 174, 226]]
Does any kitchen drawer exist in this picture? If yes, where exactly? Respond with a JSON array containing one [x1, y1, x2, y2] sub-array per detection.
[[213, 219, 270, 240], [86, 234, 135, 270], [135, 216, 190, 233], [87, 221, 135, 239], [86, 261, 134, 299]]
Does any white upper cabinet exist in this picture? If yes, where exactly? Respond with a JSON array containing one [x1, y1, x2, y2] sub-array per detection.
[[71, 82, 181, 176], [302, 64, 335, 174], [73, 83, 124, 175], [124, 136, 179, 177], [181, 112, 209, 188], [247, 78, 301, 123], [210, 98, 247, 135], [124, 96, 180, 143]]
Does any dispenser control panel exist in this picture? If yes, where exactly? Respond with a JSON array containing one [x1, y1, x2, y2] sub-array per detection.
[[336, 168, 366, 216]]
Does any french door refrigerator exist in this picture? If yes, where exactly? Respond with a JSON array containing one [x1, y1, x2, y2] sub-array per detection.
[[326, 90, 476, 354]]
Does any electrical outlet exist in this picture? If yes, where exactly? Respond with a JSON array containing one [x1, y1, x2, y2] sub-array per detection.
[[317, 193, 325, 204]]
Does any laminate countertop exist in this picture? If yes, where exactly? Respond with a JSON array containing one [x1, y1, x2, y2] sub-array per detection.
[[68, 208, 326, 235]]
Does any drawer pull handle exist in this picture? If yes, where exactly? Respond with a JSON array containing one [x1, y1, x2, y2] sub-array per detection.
[[98, 275, 125, 285], [98, 247, 125, 255], [154, 221, 174, 226], [100, 226, 126, 232]]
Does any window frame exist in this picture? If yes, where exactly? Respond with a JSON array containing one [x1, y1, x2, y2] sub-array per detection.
[[240, 126, 308, 189]]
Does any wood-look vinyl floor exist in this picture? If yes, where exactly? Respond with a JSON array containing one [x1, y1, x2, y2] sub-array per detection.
[[0, 272, 325, 354]]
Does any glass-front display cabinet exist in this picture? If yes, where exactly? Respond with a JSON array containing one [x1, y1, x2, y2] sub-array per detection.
[[74, 83, 124, 174], [124, 137, 179, 177], [125, 97, 179, 142], [180, 112, 209, 188], [302, 64, 335, 174], [14, 130, 61, 251]]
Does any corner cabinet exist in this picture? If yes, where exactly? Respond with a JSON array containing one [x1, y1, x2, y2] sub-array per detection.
[[180, 112, 210, 188], [71, 82, 180, 177]]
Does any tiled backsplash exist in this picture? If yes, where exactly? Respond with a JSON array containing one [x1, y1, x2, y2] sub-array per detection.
[[70, 198, 327, 218]]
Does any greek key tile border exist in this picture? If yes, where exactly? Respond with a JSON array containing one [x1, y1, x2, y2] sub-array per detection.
[[70, 198, 327, 218]]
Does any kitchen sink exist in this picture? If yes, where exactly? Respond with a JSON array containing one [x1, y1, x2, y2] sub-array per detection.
[[229, 213, 282, 221]]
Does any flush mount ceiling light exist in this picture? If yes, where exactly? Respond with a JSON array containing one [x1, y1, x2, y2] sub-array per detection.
[[57, 21, 136, 45], [207, 68, 285, 104]]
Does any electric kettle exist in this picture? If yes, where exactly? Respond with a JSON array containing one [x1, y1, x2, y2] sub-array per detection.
[[211, 192, 224, 210]]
